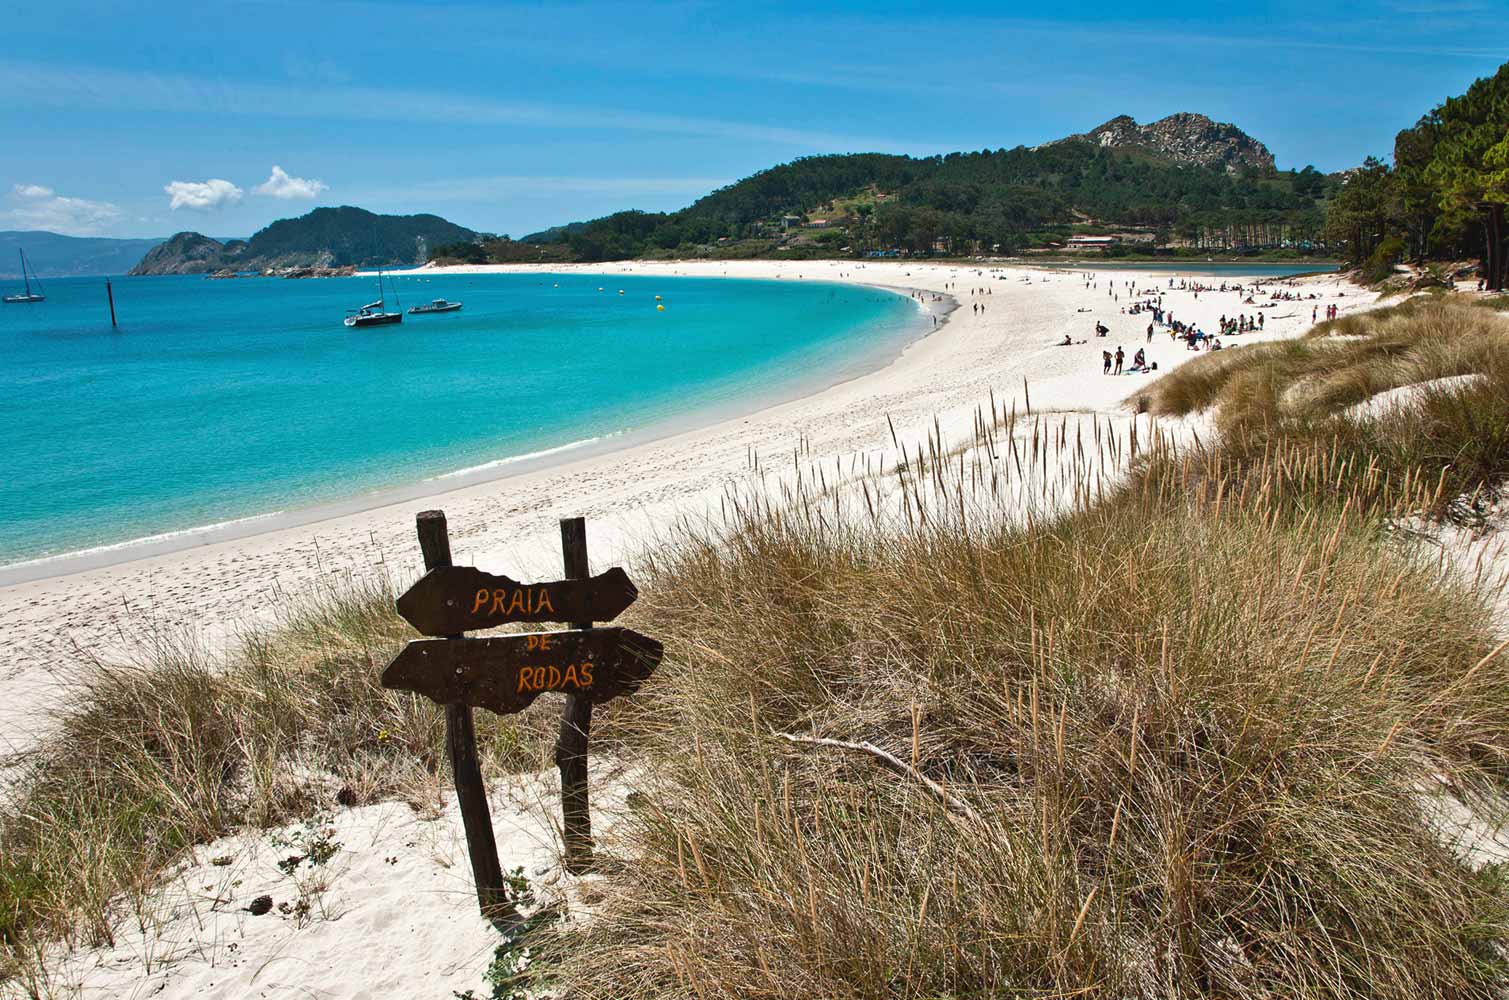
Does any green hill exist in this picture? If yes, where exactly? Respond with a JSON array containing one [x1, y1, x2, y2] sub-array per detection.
[[130, 207, 477, 275], [459, 116, 1334, 263]]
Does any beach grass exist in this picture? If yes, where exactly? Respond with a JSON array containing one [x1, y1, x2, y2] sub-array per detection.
[[543, 479, 1509, 999], [1141, 298, 1509, 522], [4, 295, 1509, 996], [0, 574, 559, 986]]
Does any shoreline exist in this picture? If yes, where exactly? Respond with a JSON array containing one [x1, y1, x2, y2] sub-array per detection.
[[0, 277, 946, 587], [0, 259, 1371, 754]]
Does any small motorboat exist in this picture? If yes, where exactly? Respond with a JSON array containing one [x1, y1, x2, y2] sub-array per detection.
[[408, 298, 463, 314]]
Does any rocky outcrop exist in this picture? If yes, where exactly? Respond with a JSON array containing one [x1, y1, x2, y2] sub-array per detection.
[[127, 232, 231, 275], [1053, 113, 1276, 174], [267, 265, 358, 278]]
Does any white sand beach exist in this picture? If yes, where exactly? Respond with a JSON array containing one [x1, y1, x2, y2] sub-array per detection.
[[0, 260, 1367, 758]]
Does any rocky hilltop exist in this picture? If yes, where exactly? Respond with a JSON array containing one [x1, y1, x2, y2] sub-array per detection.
[[128, 232, 232, 275], [1053, 113, 1275, 173], [129, 206, 477, 275]]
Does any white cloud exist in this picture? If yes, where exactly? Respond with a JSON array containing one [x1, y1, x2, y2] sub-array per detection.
[[4, 183, 122, 235], [254, 165, 328, 200], [164, 178, 244, 211]]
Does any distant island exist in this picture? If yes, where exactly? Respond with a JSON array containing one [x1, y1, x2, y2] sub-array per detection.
[[127, 206, 477, 276], [0, 231, 168, 279]]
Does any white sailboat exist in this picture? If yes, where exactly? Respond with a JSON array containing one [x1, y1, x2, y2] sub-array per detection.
[[2, 249, 45, 304], [344, 267, 402, 327]]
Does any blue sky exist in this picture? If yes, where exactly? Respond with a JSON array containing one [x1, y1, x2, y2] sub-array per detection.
[[2, 0, 1504, 239]]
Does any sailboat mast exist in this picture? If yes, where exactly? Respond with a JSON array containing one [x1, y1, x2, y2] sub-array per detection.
[[19, 251, 29, 296]]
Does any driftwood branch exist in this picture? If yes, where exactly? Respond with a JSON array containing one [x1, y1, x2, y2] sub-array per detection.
[[773, 732, 980, 822]]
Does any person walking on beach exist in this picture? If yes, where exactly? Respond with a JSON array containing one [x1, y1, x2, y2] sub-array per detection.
[[1114, 346, 1124, 375], [1102, 350, 1112, 374], [1146, 322, 1154, 344]]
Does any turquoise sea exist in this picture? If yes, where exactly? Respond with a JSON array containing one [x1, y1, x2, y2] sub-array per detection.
[[0, 272, 919, 569]]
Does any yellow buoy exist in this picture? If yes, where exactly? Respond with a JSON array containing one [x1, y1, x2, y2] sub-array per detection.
[[657, 304, 665, 311], [655, 294, 662, 301]]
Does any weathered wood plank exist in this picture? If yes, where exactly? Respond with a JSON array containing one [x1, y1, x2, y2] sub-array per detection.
[[382, 627, 663, 717], [414, 510, 511, 922], [557, 516, 595, 874], [396, 564, 638, 635]]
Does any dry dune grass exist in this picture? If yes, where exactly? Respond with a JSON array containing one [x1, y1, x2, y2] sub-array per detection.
[[1146, 299, 1508, 431], [0, 574, 561, 986], [1141, 298, 1509, 521], [545, 444, 1509, 1000]]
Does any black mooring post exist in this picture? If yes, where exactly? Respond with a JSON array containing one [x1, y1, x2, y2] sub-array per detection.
[[415, 510, 510, 919], [106, 278, 117, 327], [557, 516, 595, 874]]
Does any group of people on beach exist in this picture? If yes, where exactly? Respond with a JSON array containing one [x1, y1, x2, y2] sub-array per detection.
[[1101, 346, 1151, 375], [1055, 271, 1355, 380], [1219, 312, 1264, 336]]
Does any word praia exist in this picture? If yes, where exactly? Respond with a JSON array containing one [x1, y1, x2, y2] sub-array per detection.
[[472, 586, 556, 617]]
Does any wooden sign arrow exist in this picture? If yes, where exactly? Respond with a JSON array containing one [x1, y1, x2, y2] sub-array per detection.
[[381, 626, 662, 717], [396, 565, 638, 636]]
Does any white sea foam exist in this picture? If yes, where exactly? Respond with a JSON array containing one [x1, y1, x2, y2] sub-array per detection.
[[429, 432, 622, 480], [0, 509, 290, 573]]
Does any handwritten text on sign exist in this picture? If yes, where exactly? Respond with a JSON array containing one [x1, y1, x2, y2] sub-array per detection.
[[396, 565, 638, 635], [381, 627, 663, 717]]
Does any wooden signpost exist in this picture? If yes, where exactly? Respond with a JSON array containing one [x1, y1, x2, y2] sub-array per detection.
[[383, 627, 662, 718], [395, 564, 638, 635], [383, 510, 660, 917]]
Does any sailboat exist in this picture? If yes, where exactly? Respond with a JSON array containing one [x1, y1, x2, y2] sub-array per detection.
[[2, 249, 45, 304], [344, 266, 402, 327]]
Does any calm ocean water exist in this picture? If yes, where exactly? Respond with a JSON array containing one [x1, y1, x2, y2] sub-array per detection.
[[0, 272, 918, 567]]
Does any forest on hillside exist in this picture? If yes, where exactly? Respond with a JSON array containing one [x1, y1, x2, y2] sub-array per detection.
[[434, 59, 1509, 284], [436, 144, 1334, 264]]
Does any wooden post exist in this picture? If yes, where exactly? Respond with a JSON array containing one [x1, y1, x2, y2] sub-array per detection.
[[415, 510, 509, 918], [106, 278, 117, 327], [556, 516, 595, 874]]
